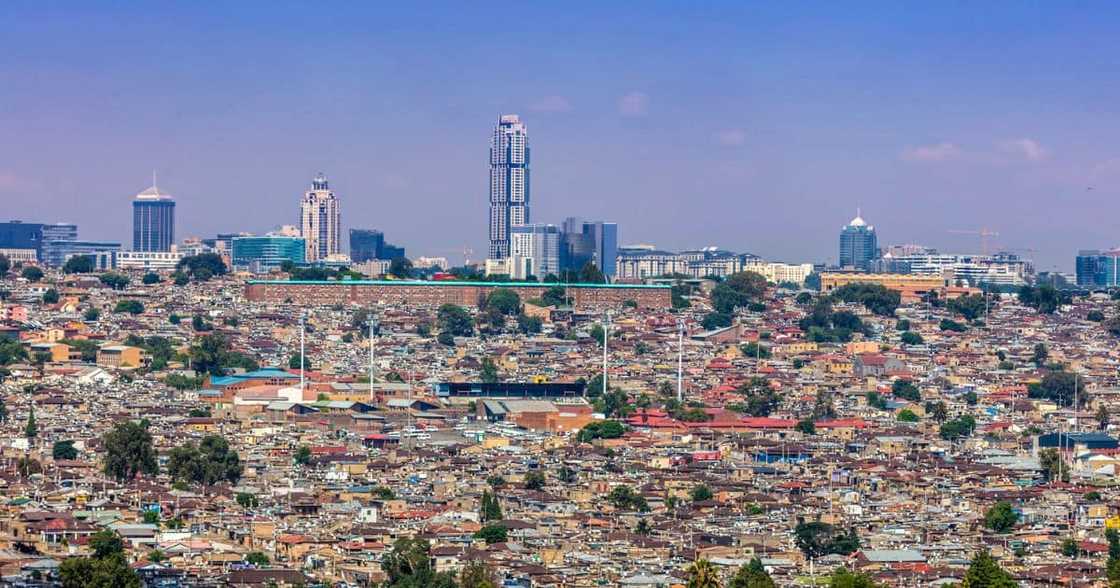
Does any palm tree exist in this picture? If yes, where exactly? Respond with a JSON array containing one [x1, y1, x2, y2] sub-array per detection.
[[687, 558, 722, 588]]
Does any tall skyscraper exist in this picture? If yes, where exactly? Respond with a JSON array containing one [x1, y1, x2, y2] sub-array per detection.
[[838, 210, 878, 270], [489, 114, 530, 259], [300, 173, 341, 262], [133, 184, 176, 252]]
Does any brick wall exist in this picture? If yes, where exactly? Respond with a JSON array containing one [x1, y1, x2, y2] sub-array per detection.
[[243, 281, 671, 310]]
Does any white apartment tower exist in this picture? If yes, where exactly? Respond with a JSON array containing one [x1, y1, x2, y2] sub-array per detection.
[[300, 173, 341, 262], [489, 114, 530, 259]]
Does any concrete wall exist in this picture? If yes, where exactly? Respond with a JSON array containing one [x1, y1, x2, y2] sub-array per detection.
[[243, 281, 671, 310]]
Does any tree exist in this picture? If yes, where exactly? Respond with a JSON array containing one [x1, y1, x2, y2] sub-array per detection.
[[940, 318, 967, 332], [41, 288, 60, 304], [740, 342, 771, 359], [189, 333, 231, 376], [480, 490, 503, 521], [702, 312, 733, 330], [142, 272, 161, 284], [606, 485, 649, 511], [939, 415, 976, 440], [437, 303, 474, 337], [52, 440, 78, 460], [485, 288, 521, 315], [166, 435, 243, 486], [1107, 529, 1120, 585], [1098, 405, 1111, 430], [389, 257, 414, 279], [294, 444, 312, 466], [925, 401, 948, 423], [795, 418, 816, 435], [891, 379, 921, 402], [245, 551, 270, 566], [60, 552, 140, 588], [524, 471, 545, 490], [960, 550, 1017, 588], [635, 518, 651, 535], [114, 300, 144, 314], [288, 352, 311, 370], [102, 420, 158, 481], [381, 537, 457, 588], [517, 313, 542, 334], [173, 272, 189, 286], [90, 529, 124, 559], [686, 559, 722, 588], [21, 266, 44, 281], [474, 524, 508, 544], [1032, 343, 1049, 366], [812, 390, 836, 420], [900, 331, 923, 345], [1028, 371, 1085, 407], [0, 398, 7, 423], [24, 406, 37, 439], [460, 561, 497, 588], [1039, 448, 1068, 483], [578, 262, 605, 283], [177, 253, 228, 280], [983, 501, 1019, 533], [577, 420, 626, 442], [1019, 284, 1062, 314], [691, 484, 714, 502], [1088, 310, 1106, 322], [0, 254, 8, 275], [63, 255, 95, 274], [897, 409, 919, 422], [99, 272, 130, 290], [828, 568, 880, 588], [480, 357, 499, 383], [84, 308, 101, 321], [829, 282, 900, 316], [1061, 537, 1079, 558], [736, 377, 779, 417], [729, 558, 775, 588], [948, 293, 988, 320], [794, 521, 860, 558]]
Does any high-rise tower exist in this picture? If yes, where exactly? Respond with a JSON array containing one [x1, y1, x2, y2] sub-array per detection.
[[300, 173, 341, 262], [489, 114, 530, 259], [132, 183, 175, 252], [838, 209, 878, 270]]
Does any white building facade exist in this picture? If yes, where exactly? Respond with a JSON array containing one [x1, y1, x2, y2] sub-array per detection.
[[300, 173, 341, 263]]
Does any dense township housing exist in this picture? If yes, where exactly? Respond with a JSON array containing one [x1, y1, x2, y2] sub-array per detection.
[[243, 279, 671, 309]]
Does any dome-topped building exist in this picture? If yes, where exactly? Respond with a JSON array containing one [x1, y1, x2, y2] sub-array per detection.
[[839, 209, 878, 270]]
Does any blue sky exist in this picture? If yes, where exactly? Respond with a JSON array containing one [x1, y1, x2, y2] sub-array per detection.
[[3, 1, 1119, 270]]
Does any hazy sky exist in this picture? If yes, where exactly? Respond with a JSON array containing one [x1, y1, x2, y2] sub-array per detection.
[[3, 2, 1119, 271]]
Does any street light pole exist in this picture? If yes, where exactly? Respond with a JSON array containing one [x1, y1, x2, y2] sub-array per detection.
[[602, 310, 611, 397], [677, 319, 684, 403], [367, 318, 377, 402], [299, 313, 306, 395]]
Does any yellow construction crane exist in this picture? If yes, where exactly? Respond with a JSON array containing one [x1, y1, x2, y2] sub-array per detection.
[[948, 228, 1000, 255]]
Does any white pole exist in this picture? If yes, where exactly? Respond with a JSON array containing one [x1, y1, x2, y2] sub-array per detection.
[[677, 319, 684, 403], [602, 311, 610, 397], [1074, 372, 1079, 433], [368, 318, 375, 402], [299, 314, 306, 395]]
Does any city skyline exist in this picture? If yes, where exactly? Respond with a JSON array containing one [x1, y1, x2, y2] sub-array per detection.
[[4, 3, 1120, 270]]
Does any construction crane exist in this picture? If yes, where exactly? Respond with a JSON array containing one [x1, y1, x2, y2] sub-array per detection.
[[948, 228, 1000, 255]]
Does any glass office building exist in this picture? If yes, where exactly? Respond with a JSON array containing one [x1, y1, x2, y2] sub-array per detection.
[[838, 211, 878, 270], [1076, 249, 1120, 287], [133, 186, 176, 252], [232, 236, 306, 271]]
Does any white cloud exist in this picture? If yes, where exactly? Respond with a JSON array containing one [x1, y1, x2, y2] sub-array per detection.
[[617, 92, 649, 117], [714, 129, 747, 147], [900, 142, 961, 162], [529, 95, 572, 113], [998, 138, 1047, 162]]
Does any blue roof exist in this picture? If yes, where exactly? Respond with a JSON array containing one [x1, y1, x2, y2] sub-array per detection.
[[248, 279, 669, 290], [209, 367, 298, 387]]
